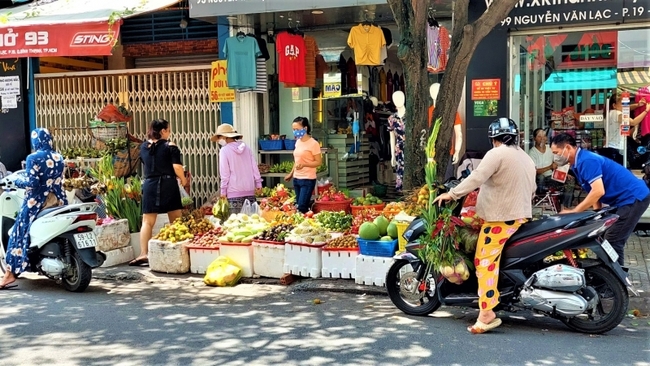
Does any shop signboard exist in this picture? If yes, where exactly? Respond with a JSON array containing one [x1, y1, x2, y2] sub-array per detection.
[[210, 60, 235, 103], [190, 0, 386, 18], [0, 58, 28, 171], [471, 79, 500, 117], [0, 21, 120, 59], [485, 0, 650, 29], [323, 72, 342, 99]]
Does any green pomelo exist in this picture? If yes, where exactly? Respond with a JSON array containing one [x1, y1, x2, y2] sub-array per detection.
[[359, 222, 380, 240], [373, 216, 390, 236]]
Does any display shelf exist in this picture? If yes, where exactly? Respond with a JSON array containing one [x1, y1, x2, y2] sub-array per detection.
[[260, 172, 330, 178], [258, 148, 338, 188]]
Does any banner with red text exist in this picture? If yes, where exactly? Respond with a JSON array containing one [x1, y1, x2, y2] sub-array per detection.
[[0, 21, 120, 59]]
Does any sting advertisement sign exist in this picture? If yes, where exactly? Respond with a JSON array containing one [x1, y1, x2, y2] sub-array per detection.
[[0, 21, 120, 59]]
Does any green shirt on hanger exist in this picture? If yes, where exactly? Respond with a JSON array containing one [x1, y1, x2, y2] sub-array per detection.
[[223, 35, 262, 89]]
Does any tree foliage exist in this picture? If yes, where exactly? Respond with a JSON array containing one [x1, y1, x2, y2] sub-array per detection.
[[387, 0, 520, 187]]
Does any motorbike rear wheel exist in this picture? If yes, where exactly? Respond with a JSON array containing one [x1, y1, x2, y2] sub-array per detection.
[[63, 252, 92, 292], [386, 259, 441, 316], [562, 265, 628, 334]]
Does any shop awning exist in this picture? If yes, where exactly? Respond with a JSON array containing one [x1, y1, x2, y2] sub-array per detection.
[[0, 0, 180, 59], [539, 68, 617, 92], [617, 69, 650, 94]]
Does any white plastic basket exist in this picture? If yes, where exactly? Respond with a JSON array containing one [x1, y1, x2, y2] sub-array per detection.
[[283, 242, 326, 278], [219, 242, 254, 277], [186, 245, 221, 275], [253, 240, 286, 278], [321, 249, 358, 279], [354, 254, 394, 287]]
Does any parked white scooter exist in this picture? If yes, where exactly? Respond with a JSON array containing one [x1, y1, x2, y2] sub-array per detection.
[[0, 171, 105, 292]]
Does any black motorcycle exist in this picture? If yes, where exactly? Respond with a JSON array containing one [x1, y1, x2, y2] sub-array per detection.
[[386, 200, 636, 334]]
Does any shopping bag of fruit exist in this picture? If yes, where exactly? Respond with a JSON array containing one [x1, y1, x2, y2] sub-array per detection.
[[204, 256, 242, 287], [212, 197, 231, 222], [438, 257, 471, 285]]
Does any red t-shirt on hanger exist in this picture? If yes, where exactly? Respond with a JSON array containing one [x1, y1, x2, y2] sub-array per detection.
[[276, 32, 306, 86]]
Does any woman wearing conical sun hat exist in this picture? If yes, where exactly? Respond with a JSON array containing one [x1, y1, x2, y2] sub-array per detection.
[[211, 124, 263, 214]]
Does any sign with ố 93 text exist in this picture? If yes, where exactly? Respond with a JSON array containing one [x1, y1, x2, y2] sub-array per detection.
[[210, 60, 235, 103], [0, 21, 120, 59]]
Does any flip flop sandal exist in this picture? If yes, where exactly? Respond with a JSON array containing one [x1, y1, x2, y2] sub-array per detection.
[[467, 318, 502, 334], [0, 284, 18, 290], [128, 258, 149, 267]]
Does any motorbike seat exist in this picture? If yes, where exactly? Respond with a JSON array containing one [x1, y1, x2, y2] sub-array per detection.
[[508, 212, 594, 243], [37, 206, 62, 219]]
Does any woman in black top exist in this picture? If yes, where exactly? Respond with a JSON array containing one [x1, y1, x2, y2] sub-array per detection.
[[129, 119, 187, 266]]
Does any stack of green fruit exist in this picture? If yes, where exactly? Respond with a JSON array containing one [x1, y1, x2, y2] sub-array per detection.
[[269, 161, 294, 173], [286, 220, 330, 244], [219, 213, 270, 243], [314, 211, 352, 233], [358, 215, 396, 242], [352, 193, 383, 206]]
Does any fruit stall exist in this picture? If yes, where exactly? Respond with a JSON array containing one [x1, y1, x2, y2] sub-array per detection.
[[142, 180, 441, 289]]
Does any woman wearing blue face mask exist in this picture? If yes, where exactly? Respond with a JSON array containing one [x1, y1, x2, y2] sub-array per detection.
[[285, 117, 322, 213]]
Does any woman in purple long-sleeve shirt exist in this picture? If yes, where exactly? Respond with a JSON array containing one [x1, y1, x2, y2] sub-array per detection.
[[211, 124, 262, 214]]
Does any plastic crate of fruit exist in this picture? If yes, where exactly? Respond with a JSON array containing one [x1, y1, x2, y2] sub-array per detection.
[[259, 139, 283, 151], [283, 139, 296, 150], [357, 238, 398, 258]]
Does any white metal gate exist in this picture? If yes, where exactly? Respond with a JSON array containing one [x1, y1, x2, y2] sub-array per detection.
[[35, 65, 221, 205]]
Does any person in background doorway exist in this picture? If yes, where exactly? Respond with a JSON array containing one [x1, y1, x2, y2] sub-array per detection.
[[211, 124, 262, 214], [529, 128, 574, 209], [551, 133, 650, 266], [129, 119, 186, 267], [604, 94, 648, 164], [285, 117, 322, 213]]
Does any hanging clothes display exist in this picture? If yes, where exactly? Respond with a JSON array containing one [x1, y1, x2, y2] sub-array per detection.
[[386, 70, 394, 99], [285, 35, 319, 88], [427, 25, 451, 73], [636, 86, 650, 138], [371, 67, 380, 97], [223, 33, 262, 89], [393, 72, 401, 94], [236, 34, 268, 94], [276, 31, 306, 86], [388, 113, 406, 193], [338, 55, 348, 93], [347, 57, 357, 93], [315, 54, 328, 80], [347, 23, 387, 66], [379, 68, 387, 102]]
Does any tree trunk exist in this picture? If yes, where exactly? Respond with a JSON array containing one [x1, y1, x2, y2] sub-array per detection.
[[389, 0, 521, 185], [432, 0, 521, 182], [387, 0, 430, 191]]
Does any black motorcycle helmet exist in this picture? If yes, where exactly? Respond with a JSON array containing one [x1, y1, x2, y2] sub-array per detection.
[[488, 117, 519, 146]]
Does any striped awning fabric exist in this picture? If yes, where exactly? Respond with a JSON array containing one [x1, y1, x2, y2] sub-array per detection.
[[617, 69, 650, 86]]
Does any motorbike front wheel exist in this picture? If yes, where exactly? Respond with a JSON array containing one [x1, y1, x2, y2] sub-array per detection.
[[386, 259, 441, 316], [562, 265, 628, 334], [63, 252, 92, 292]]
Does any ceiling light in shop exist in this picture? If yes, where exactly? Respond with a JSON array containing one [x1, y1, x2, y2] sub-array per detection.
[[312, 10, 324, 14]]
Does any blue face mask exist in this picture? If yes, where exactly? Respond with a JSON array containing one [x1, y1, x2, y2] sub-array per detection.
[[293, 129, 306, 139]]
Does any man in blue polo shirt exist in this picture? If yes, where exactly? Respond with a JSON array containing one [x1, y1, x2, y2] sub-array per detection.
[[550, 133, 650, 265]]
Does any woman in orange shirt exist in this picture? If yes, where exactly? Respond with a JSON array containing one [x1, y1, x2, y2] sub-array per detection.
[[284, 117, 322, 213]]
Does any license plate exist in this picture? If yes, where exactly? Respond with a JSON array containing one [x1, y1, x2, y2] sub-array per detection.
[[600, 239, 619, 263], [74, 232, 97, 249]]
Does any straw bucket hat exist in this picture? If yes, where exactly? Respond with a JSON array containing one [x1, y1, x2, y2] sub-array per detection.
[[210, 124, 242, 142]]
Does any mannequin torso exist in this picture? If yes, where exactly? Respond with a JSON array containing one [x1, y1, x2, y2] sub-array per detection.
[[389, 91, 406, 192]]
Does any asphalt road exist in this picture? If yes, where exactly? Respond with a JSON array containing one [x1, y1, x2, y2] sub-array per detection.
[[0, 275, 648, 366]]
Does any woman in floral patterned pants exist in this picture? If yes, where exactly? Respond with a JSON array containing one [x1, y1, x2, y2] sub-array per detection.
[[0, 128, 67, 289]]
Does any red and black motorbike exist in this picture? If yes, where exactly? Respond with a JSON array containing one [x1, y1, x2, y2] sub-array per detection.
[[386, 186, 636, 334]]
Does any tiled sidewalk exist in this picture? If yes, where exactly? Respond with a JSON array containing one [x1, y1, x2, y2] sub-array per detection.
[[626, 233, 650, 313]]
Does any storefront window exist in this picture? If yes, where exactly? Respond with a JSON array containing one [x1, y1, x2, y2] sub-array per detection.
[[511, 30, 618, 152]]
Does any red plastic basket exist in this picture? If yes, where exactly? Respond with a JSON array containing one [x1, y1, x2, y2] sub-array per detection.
[[313, 199, 352, 214]]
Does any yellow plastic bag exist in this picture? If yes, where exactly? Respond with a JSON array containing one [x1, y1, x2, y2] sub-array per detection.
[[203, 256, 242, 287]]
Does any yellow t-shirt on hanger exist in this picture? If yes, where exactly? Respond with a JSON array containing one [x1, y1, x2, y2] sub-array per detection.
[[347, 24, 387, 66]]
